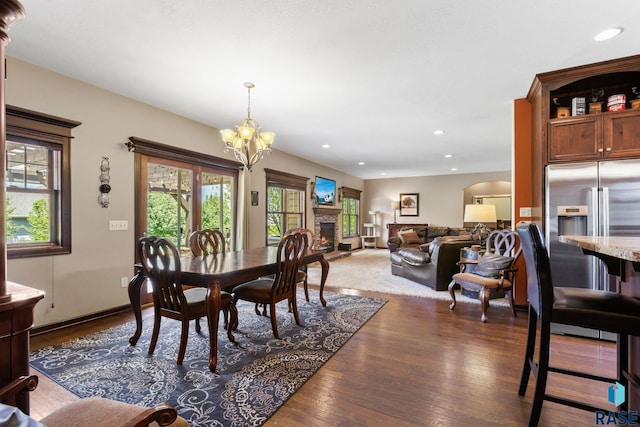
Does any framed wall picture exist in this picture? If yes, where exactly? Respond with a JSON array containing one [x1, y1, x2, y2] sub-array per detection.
[[399, 193, 419, 216]]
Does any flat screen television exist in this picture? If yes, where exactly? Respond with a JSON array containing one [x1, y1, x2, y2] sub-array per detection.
[[315, 176, 336, 205]]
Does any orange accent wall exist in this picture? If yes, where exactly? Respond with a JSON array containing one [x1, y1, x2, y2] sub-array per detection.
[[513, 98, 532, 305]]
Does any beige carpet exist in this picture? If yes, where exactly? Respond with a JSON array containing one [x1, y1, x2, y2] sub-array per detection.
[[307, 249, 509, 307]]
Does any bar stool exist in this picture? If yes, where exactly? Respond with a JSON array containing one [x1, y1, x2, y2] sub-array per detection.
[[516, 223, 640, 426]]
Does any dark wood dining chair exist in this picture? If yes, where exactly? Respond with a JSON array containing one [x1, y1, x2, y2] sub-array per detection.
[[516, 223, 640, 426], [232, 232, 308, 339], [283, 227, 315, 302], [138, 236, 236, 365], [448, 229, 521, 322], [187, 229, 237, 329], [188, 228, 226, 256]]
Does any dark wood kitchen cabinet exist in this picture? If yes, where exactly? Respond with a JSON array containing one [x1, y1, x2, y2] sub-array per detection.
[[548, 109, 640, 162]]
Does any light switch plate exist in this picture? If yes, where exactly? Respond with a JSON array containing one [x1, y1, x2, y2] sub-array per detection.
[[109, 220, 128, 231]]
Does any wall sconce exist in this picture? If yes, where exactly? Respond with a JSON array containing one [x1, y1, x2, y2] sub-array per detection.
[[98, 156, 111, 208]]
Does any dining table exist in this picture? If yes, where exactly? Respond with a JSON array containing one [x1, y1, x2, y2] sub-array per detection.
[[127, 246, 330, 372]]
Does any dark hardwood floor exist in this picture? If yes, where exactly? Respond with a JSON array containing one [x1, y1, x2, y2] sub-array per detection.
[[29, 285, 616, 426]]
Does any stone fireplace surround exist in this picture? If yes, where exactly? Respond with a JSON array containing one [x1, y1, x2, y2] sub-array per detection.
[[313, 207, 341, 253]]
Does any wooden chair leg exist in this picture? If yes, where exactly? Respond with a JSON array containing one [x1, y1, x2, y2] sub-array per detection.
[[195, 317, 202, 333], [303, 266, 310, 302], [226, 304, 237, 343], [506, 288, 517, 317], [448, 279, 458, 310], [176, 319, 189, 365], [290, 296, 301, 326], [479, 287, 490, 323], [148, 310, 161, 355], [269, 303, 280, 339]]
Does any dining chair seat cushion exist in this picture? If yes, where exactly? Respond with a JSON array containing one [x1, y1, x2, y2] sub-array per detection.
[[40, 397, 188, 427], [183, 288, 233, 306], [452, 272, 512, 290], [233, 278, 274, 301], [552, 287, 640, 335], [262, 270, 306, 283]]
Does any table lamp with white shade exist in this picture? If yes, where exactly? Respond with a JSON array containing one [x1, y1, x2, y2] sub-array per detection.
[[463, 204, 497, 244]]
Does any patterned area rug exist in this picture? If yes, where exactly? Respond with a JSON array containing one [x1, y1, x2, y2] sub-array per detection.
[[30, 289, 385, 427]]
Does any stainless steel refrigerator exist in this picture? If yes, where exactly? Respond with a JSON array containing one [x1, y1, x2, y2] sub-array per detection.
[[545, 159, 640, 339]]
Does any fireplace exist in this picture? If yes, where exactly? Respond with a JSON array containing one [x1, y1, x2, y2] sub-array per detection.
[[319, 223, 335, 252], [313, 206, 341, 254]]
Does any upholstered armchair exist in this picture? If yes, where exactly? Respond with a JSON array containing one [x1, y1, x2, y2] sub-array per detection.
[[0, 375, 187, 426], [448, 229, 521, 322]]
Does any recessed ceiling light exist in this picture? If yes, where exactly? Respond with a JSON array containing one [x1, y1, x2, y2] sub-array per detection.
[[444, 154, 452, 158], [358, 162, 365, 165], [594, 27, 623, 41], [321, 144, 330, 148], [380, 172, 387, 176], [433, 130, 445, 135], [451, 168, 457, 171]]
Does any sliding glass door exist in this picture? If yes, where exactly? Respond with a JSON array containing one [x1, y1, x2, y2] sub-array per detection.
[[142, 158, 235, 253], [145, 162, 193, 252]]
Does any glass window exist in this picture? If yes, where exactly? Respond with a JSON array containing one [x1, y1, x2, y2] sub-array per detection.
[[5, 106, 79, 258], [265, 169, 308, 246], [267, 187, 304, 246], [342, 196, 360, 237]]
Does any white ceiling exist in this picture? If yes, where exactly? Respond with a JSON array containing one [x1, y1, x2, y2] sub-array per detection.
[[6, 1, 640, 179]]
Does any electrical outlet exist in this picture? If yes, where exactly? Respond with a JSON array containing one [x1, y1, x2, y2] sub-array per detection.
[[109, 220, 129, 231], [120, 277, 128, 288]]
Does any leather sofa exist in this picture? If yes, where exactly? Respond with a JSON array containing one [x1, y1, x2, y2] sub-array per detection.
[[387, 224, 475, 291], [390, 237, 476, 291]]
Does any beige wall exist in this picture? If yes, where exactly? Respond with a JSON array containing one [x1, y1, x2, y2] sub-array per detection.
[[364, 171, 511, 245], [5, 57, 363, 327]]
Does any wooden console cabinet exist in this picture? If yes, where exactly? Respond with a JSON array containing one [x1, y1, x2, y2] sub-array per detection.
[[0, 283, 44, 414]]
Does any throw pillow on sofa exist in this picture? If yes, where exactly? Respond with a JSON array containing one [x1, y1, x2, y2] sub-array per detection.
[[398, 229, 421, 244], [472, 253, 513, 278]]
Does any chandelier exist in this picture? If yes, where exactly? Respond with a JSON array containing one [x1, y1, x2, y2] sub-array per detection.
[[220, 82, 275, 170]]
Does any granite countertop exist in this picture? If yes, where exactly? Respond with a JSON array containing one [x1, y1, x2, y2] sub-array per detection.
[[559, 235, 640, 262]]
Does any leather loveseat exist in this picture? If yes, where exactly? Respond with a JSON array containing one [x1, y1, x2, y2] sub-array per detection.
[[387, 224, 475, 291]]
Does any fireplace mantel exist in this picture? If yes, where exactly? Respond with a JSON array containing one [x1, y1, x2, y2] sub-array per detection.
[[313, 207, 342, 215]]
